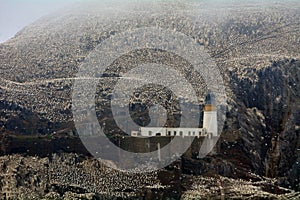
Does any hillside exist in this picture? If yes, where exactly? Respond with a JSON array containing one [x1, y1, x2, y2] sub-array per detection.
[[0, 1, 299, 198]]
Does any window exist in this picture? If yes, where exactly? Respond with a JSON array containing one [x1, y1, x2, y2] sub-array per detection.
[[188, 131, 191, 136], [168, 131, 171, 136], [193, 131, 195, 136], [149, 131, 152, 136], [179, 131, 183, 136], [174, 131, 177, 136]]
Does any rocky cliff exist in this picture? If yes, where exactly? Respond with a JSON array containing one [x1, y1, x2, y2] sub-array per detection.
[[0, 1, 299, 198]]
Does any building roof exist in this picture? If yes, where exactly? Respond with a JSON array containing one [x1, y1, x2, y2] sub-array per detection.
[[205, 90, 215, 105]]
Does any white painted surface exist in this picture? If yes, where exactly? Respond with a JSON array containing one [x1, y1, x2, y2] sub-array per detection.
[[203, 110, 218, 136], [132, 127, 207, 137]]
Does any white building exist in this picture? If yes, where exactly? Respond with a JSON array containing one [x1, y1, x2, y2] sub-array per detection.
[[203, 110, 218, 136], [203, 98, 218, 137], [130, 92, 218, 137], [131, 127, 207, 137]]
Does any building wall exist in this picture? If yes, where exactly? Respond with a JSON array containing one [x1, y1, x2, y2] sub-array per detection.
[[135, 127, 207, 137], [140, 127, 167, 137], [203, 110, 218, 136]]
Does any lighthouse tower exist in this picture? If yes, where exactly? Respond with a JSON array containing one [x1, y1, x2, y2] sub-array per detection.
[[203, 91, 218, 136]]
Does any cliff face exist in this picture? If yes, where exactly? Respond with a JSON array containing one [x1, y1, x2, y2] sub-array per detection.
[[0, 0, 299, 195], [221, 59, 300, 190]]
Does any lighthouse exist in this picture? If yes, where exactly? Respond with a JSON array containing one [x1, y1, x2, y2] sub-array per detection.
[[203, 91, 218, 137]]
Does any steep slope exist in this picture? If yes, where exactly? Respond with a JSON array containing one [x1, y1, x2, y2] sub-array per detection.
[[0, 0, 299, 195]]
